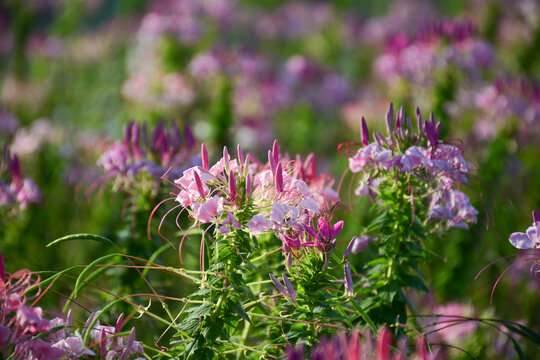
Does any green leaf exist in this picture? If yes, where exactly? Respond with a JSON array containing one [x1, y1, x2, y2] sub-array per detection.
[[47, 233, 115, 247], [178, 318, 201, 333], [229, 299, 251, 324], [351, 300, 377, 333], [186, 303, 214, 318], [401, 274, 428, 292]]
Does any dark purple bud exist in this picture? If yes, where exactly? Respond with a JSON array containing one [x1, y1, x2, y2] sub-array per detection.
[[304, 225, 318, 239], [120, 328, 136, 360], [395, 106, 405, 130], [151, 121, 164, 149], [272, 139, 280, 165], [131, 124, 142, 159], [141, 123, 148, 148], [245, 173, 252, 197], [347, 235, 375, 257], [201, 144, 209, 170], [374, 132, 384, 146], [184, 124, 195, 150], [286, 253, 293, 272], [170, 122, 182, 151], [386, 103, 394, 133], [114, 313, 124, 334], [534, 211, 540, 225], [361, 117, 369, 147], [406, 115, 412, 132], [100, 328, 107, 358], [10, 155, 21, 183], [344, 262, 354, 296], [193, 171, 206, 198], [330, 221, 344, 240], [344, 238, 355, 259], [317, 217, 329, 239], [282, 274, 297, 304], [237, 144, 244, 165], [416, 107, 423, 131], [275, 163, 284, 193], [229, 171, 237, 200], [123, 122, 132, 146], [269, 273, 288, 297]]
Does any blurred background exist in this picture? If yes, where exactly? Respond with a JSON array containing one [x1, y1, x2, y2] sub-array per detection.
[[1, 0, 539, 357]]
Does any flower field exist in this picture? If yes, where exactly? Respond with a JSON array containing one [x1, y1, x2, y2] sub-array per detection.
[[1, 0, 540, 359]]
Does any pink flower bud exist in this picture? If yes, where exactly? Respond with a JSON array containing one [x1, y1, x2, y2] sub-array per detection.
[[201, 143, 209, 170], [268, 150, 276, 173], [229, 171, 237, 200], [275, 163, 284, 193], [237, 144, 244, 165], [386, 102, 394, 133], [193, 171, 206, 198], [246, 173, 252, 198], [272, 139, 280, 165]]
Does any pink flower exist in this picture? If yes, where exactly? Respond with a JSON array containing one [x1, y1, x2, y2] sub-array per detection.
[[16, 339, 65, 360], [247, 214, 272, 235], [16, 306, 50, 333], [191, 196, 224, 223], [509, 211, 540, 249]]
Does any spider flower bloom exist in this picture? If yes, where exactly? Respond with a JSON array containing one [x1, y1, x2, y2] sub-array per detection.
[[509, 211, 540, 249], [97, 121, 199, 194], [0, 146, 41, 214], [346, 104, 476, 230]]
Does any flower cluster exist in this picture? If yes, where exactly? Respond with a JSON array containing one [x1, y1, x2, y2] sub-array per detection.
[[0, 252, 144, 359], [473, 76, 540, 141], [348, 104, 478, 229], [170, 140, 341, 257], [375, 20, 494, 86], [0, 146, 41, 214], [97, 121, 198, 194]]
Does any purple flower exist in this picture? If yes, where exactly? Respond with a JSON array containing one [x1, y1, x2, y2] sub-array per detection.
[[191, 196, 224, 223], [509, 211, 540, 249], [246, 214, 272, 235], [344, 235, 376, 258]]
